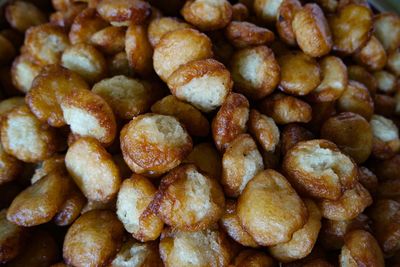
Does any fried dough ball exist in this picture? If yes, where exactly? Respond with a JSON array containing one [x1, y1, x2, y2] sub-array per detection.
[[357, 166, 378, 195], [93, 75, 157, 120], [168, 58, 232, 112], [63, 210, 124, 267], [292, 4, 332, 57], [108, 51, 134, 77], [61, 43, 107, 84], [153, 28, 213, 82], [248, 109, 280, 152], [90, 26, 126, 55], [181, 0, 233, 31], [353, 36, 387, 71], [7, 230, 58, 267], [278, 51, 321, 96], [125, 24, 153, 76], [151, 95, 210, 137], [5, 1, 46, 32], [7, 170, 69, 226], [276, 0, 302, 46], [159, 226, 233, 267], [337, 80, 374, 120], [283, 139, 358, 200], [111, 239, 163, 267], [0, 143, 21, 186], [387, 49, 400, 77], [69, 8, 108, 45], [259, 93, 312, 124], [237, 169, 307, 246], [347, 65, 377, 96], [369, 199, 400, 254], [374, 70, 397, 94], [11, 54, 42, 93], [212, 93, 249, 152], [26, 65, 89, 127], [222, 134, 263, 197], [24, 24, 70, 65], [308, 56, 347, 102], [148, 17, 192, 48], [151, 164, 224, 231], [374, 13, 400, 52], [97, 0, 151, 26], [281, 124, 314, 155], [329, 4, 372, 54], [1, 105, 61, 162], [61, 89, 117, 145], [225, 21, 274, 48], [321, 112, 372, 163], [318, 183, 372, 221], [370, 114, 400, 159], [0, 209, 26, 263], [232, 3, 249, 21], [374, 94, 396, 117], [340, 230, 384, 267], [254, 0, 284, 24], [220, 199, 258, 247], [320, 213, 370, 250], [50, 3, 87, 29], [0, 35, 16, 66], [116, 174, 163, 241], [231, 46, 280, 100], [33, 155, 68, 184], [66, 137, 121, 202], [231, 250, 275, 267], [53, 184, 86, 226], [121, 114, 192, 176], [183, 142, 222, 180], [269, 199, 322, 263], [0, 97, 24, 122]]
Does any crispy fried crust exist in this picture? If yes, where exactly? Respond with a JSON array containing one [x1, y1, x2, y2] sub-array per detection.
[[159, 226, 234, 267], [150, 164, 225, 231], [120, 114, 192, 176], [318, 182, 372, 221], [90, 26, 126, 55], [237, 169, 307, 246], [151, 95, 210, 137], [269, 199, 322, 263], [11, 54, 42, 93], [221, 134, 264, 197], [153, 28, 213, 82], [212, 93, 249, 151], [168, 58, 232, 112], [329, 4, 372, 54], [231, 46, 280, 100], [354, 36, 387, 71], [292, 4, 332, 57], [111, 239, 163, 267], [277, 0, 302, 46], [231, 249, 276, 267], [1, 105, 62, 162], [7, 170, 70, 226], [69, 8, 108, 45], [148, 17, 192, 48], [96, 0, 151, 26], [66, 137, 121, 202], [340, 230, 384, 267], [61, 89, 117, 145], [219, 199, 259, 247], [5, 1, 46, 32], [225, 21, 274, 48], [181, 0, 233, 31], [116, 174, 164, 241], [337, 80, 374, 120], [125, 24, 153, 76], [24, 23, 70, 65], [283, 139, 358, 200], [321, 112, 372, 163], [63, 210, 124, 267], [248, 109, 280, 152], [26, 65, 89, 127]]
